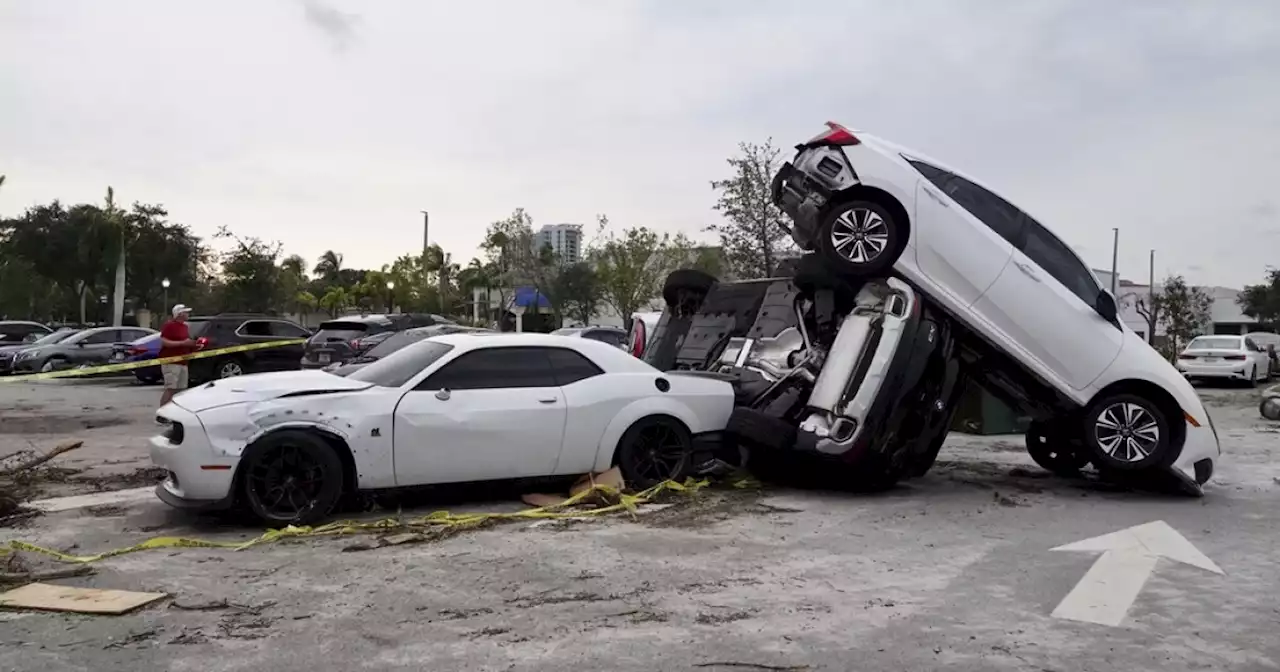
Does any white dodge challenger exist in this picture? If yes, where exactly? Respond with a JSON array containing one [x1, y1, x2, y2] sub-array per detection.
[[151, 332, 736, 525]]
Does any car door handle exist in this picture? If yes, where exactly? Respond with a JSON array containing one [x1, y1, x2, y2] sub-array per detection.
[[1013, 261, 1041, 282], [538, 397, 557, 404], [922, 186, 949, 207]]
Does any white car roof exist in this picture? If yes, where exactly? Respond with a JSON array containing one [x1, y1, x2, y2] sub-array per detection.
[[428, 332, 656, 373]]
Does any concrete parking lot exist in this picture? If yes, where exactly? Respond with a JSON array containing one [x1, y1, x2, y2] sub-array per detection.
[[2, 377, 1278, 671]]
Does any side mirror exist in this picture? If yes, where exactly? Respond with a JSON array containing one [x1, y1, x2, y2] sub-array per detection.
[[1095, 291, 1118, 323], [434, 388, 451, 401]]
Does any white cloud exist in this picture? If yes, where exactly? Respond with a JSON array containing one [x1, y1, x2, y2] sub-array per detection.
[[2, 0, 1278, 287]]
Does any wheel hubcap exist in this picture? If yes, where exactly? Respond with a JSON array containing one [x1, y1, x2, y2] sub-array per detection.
[[830, 208, 890, 264], [630, 425, 687, 481], [221, 363, 242, 378], [248, 444, 326, 519], [1094, 403, 1160, 463]]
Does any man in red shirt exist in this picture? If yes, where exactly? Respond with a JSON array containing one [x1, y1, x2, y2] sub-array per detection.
[[158, 304, 199, 408]]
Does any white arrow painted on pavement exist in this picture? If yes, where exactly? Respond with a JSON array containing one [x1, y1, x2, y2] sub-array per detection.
[[1050, 520, 1223, 627]]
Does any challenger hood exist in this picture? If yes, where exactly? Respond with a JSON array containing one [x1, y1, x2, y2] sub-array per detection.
[[173, 370, 374, 413]]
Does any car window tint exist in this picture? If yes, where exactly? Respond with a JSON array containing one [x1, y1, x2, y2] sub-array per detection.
[[583, 330, 625, 347], [347, 341, 455, 388], [906, 159, 953, 189], [82, 330, 119, 345], [940, 175, 1025, 245], [122, 329, 149, 341], [269, 321, 310, 338], [545, 347, 604, 385], [420, 346, 558, 390], [1245, 338, 1260, 351], [1021, 218, 1103, 310], [238, 321, 273, 337]]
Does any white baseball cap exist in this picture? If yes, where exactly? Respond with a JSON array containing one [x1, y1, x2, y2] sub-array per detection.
[[172, 304, 192, 317]]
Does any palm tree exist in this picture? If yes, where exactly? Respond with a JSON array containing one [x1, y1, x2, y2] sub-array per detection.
[[281, 254, 307, 280], [318, 286, 348, 318], [313, 250, 344, 282], [105, 187, 127, 327]]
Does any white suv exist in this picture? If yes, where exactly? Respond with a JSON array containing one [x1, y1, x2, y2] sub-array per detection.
[[771, 122, 1219, 492]]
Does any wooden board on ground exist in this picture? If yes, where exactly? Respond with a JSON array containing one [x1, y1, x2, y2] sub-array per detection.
[[0, 582, 167, 614]]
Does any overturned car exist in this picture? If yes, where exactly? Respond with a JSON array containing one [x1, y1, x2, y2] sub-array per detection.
[[644, 121, 1221, 494]]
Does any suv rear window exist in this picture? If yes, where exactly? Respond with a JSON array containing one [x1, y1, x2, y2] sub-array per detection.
[[311, 321, 374, 343], [185, 320, 211, 338]]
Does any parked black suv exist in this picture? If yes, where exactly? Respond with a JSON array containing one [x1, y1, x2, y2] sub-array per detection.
[[301, 313, 454, 370], [175, 314, 312, 383]]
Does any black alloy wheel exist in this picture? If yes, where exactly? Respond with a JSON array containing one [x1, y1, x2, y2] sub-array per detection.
[[1025, 420, 1091, 476], [617, 417, 693, 489], [242, 430, 343, 526]]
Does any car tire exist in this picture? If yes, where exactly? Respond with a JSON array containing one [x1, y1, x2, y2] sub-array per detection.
[[1024, 420, 1090, 476], [662, 269, 717, 308], [1080, 393, 1173, 472], [40, 357, 66, 374], [726, 407, 796, 452], [215, 358, 245, 379], [615, 416, 693, 489], [1260, 396, 1280, 421], [816, 200, 904, 277], [241, 430, 345, 527]]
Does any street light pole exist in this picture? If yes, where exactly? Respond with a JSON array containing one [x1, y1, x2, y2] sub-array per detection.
[[420, 210, 430, 312], [161, 278, 170, 315], [1109, 228, 1119, 296], [1147, 249, 1156, 345], [386, 281, 396, 314]]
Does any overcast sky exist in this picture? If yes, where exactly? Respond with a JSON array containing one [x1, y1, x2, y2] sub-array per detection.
[[2, 0, 1278, 287]]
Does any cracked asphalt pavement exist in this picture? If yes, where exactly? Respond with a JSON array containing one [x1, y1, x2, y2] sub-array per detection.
[[1, 379, 1278, 671]]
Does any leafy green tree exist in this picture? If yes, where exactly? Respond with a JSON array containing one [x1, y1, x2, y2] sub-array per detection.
[[557, 262, 603, 326], [1155, 275, 1213, 353], [124, 204, 204, 315], [214, 227, 283, 313], [708, 139, 795, 279], [1238, 268, 1280, 328]]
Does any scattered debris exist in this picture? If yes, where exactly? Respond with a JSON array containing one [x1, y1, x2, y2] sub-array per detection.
[[436, 607, 495, 620], [0, 582, 167, 614], [521, 466, 628, 508], [0, 566, 95, 585], [0, 440, 83, 478], [104, 627, 160, 650], [84, 504, 128, 517], [694, 662, 809, 671], [341, 532, 427, 553], [993, 492, 1025, 507], [467, 626, 511, 639], [695, 610, 754, 625], [169, 627, 210, 645]]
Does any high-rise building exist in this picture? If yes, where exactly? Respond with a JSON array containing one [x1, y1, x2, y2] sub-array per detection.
[[533, 224, 583, 264]]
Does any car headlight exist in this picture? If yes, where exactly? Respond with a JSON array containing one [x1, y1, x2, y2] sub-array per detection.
[[16, 349, 40, 360]]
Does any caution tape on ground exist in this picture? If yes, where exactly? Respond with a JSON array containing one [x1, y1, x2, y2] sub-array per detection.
[[2, 478, 709, 564], [0, 339, 306, 383]]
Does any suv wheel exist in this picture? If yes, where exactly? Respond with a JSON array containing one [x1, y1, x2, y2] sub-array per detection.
[[217, 359, 245, 379], [817, 200, 903, 277], [1025, 420, 1090, 476], [1081, 394, 1172, 471]]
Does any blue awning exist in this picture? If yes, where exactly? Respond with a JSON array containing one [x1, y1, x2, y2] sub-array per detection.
[[513, 286, 551, 309]]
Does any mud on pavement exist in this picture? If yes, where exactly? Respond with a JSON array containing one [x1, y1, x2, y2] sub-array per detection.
[[0, 387, 1278, 671]]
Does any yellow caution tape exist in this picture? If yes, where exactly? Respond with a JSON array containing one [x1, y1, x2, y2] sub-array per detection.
[[0, 339, 306, 383], [3, 478, 709, 564]]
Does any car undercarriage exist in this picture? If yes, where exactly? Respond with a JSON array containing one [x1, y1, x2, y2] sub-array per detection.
[[652, 257, 970, 488]]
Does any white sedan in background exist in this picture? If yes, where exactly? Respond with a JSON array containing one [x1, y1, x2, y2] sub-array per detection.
[[151, 333, 735, 525], [1176, 335, 1271, 384]]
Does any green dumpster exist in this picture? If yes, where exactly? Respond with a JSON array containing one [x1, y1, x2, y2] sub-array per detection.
[[950, 381, 1032, 436]]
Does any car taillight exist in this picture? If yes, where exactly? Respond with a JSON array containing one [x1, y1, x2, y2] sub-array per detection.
[[1225, 355, 1246, 361], [129, 346, 147, 355], [805, 121, 860, 147], [630, 321, 646, 358], [350, 338, 362, 350]]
